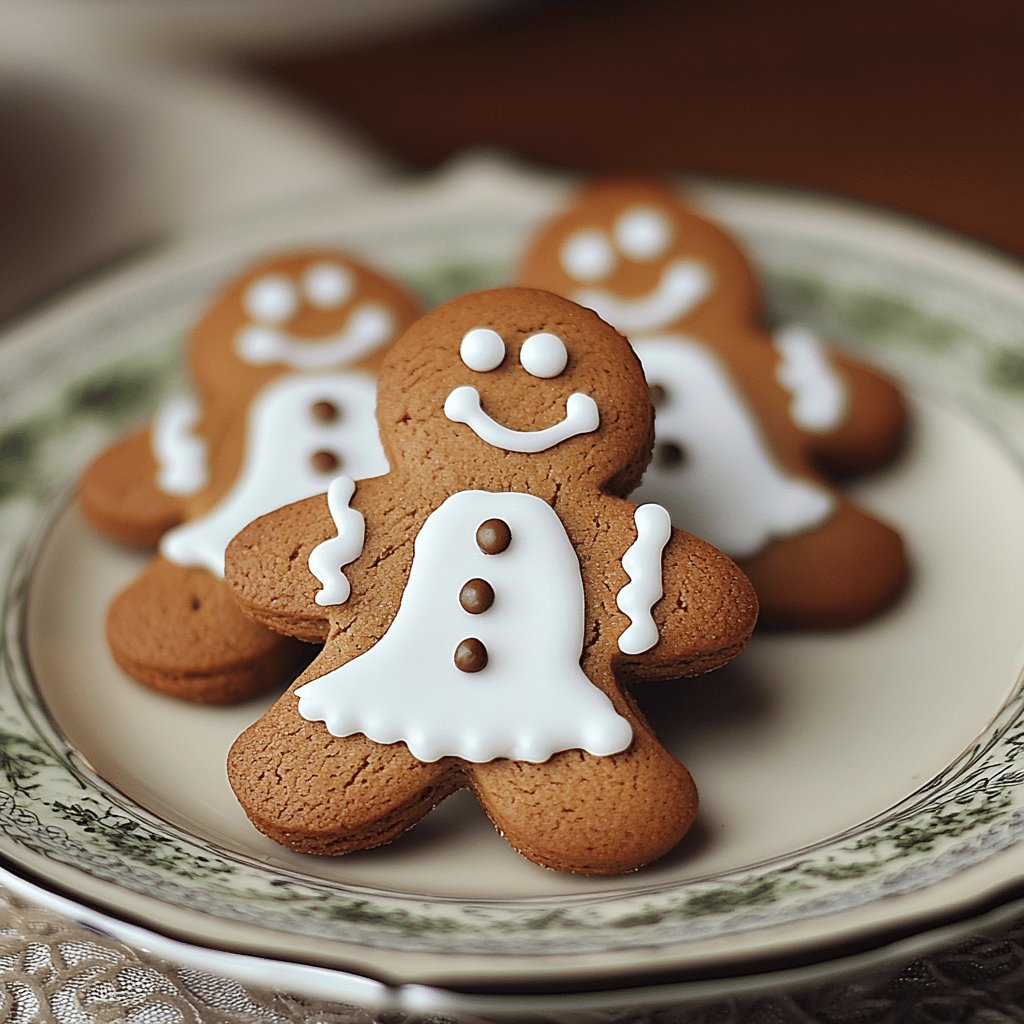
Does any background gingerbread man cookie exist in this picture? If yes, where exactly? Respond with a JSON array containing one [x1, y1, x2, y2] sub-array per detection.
[[78, 248, 421, 702], [224, 287, 758, 875], [518, 178, 909, 628]]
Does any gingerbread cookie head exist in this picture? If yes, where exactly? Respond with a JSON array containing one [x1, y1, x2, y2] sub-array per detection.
[[375, 287, 653, 498], [225, 287, 759, 873], [518, 179, 759, 338], [186, 248, 421, 400]]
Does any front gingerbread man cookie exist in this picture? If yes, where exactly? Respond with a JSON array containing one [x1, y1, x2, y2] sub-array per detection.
[[519, 179, 909, 628], [78, 249, 420, 702], [225, 287, 758, 875]]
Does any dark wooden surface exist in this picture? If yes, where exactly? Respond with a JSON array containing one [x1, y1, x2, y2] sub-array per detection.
[[261, 0, 1024, 257]]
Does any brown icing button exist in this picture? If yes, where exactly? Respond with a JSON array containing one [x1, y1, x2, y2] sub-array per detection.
[[459, 578, 495, 614], [311, 450, 341, 473], [649, 383, 668, 407], [454, 637, 488, 673], [311, 400, 340, 423], [476, 518, 511, 554], [653, 441, 686, 468]]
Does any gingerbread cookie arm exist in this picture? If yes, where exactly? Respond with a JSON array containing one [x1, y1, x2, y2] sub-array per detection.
[[601, 497, 758, 678], [645, 527, 758, 675], [225, 474, 405, 645], [78, 426, 189, 547], [226, 492, 345, 643], [772, 327, 907, 477], [804, 353, 908, 477]]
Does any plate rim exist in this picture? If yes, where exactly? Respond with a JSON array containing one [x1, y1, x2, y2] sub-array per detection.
[[6, 847, 1024, 1012]]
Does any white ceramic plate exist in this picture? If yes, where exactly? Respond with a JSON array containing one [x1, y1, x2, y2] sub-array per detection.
[[2, 154, 1024, 1006]]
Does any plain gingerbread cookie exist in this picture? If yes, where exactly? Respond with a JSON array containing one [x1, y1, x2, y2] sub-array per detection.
[[518, 179, 908, 628], [224, 286, 758, 875], [78, 248, 421, 702]]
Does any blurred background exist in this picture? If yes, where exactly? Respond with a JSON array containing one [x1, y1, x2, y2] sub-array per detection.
[[2, 0, 1021, 324]]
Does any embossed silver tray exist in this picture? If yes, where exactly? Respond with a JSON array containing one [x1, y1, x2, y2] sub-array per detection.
[[2, 155, 1024, 1009]]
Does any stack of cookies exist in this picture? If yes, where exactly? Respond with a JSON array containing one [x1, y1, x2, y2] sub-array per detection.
[[77, 180, 907, 875]]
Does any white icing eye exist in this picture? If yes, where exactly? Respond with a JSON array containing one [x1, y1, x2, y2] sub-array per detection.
[[560, 230, 615, 281], [243, 274, 298, 324], [460, 328, 506, 372], [614, 206, 673, 261], [520, 332, 568, 379], [304, 262, 354, 309]]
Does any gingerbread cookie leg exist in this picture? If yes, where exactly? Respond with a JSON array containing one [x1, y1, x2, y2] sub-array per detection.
[[472, 696, 697, 875], [741, 498, 906, 629], [78, 427, 188, 548], [107, 556, 312, 703], [228, 684, 460, 854]]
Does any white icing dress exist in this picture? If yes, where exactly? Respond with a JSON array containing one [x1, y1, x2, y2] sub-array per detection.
[[632, 337, 834, 560], [296, 490, 633, 764], [160, 373, 386, 577]]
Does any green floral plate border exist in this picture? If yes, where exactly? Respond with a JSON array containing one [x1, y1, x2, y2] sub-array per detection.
[[1, 155, 1024, 996]]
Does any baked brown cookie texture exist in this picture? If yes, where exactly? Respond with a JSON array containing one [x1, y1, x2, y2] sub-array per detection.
[[518, 179, 909, 628], [77, 249, 421, 702], [225, 287, 758, 875]]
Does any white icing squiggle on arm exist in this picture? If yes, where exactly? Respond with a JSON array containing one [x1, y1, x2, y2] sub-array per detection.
[[309, 476, 365, 606], [616, 503, 672, 654], [152, 394, 207, 495], [774, 325, 848, 433]]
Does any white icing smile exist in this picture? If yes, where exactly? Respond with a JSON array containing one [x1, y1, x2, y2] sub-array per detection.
[[574, 259, 711, 334], [235, 304, 395, 370], [444, 386, 599, 454]]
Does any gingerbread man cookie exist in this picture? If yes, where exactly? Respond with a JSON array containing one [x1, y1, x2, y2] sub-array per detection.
[[518, 179, 908, 628], [78, 249, 421, 702], [225, 287, 757, 875]]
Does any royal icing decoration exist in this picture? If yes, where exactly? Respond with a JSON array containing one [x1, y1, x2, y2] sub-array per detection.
[[460, 327, 569, 380], [309, 476, 365, 607], [573, 260, 712, 334], [519, 332, 568, 378], [774, 325, 848, 433], [243, 274, 298, 324], [151, 394, 207, 496], [303, 262, 354, 309], [295, 490, 633, 764], [460, 327, 506, 372], [236, 305, 395, 370], [632, 338, 834, 559], [616, 504, 671, 655], [613, 205, 673, 261], [560, 230, 615, 282], [444, 386, 599, 454], [161, 373, 386, 576]]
